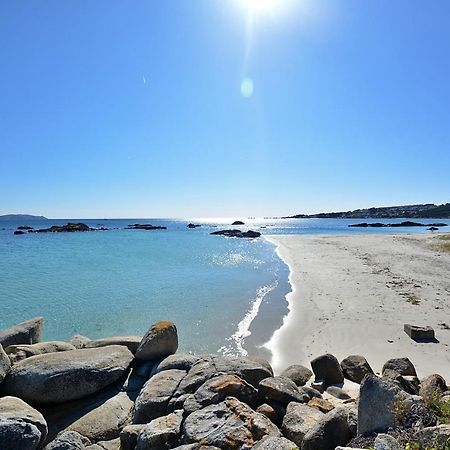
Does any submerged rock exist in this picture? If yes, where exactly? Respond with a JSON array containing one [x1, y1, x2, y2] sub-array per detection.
[[3, 345, 133, 404], [0, 317, 44, 348]]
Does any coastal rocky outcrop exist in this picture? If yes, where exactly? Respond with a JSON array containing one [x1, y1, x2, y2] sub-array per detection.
[[126, 224, 167, 230], [187, 223, 201, 228], [232, 221, 245, 225], [30, 223, 93, 233], [1, 317, 449, 450], [0, 316, 43, 348], [348, 221, 448, 228], [210, 229, 261, 238]]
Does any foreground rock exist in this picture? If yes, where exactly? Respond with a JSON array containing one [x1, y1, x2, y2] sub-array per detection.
[[3, 345, 133, 404], [258, 376, 309, 405], [0, 317, 43, 348], [44, 431, 87, 449], [302, 407, 352, 450], [382, 357, 417, 377], [282, 402, 324, 447], [210, 229, 261, 238], [340, 355, 373, 384], [5, 341, 76, 364], [0, 396, 48, 449], [181, 397, 281, 448], [84, 336, 142, 354], [0, 344, 11, 383], [281, 364, 313, 386], [357, 374, 422, 435], [252, 435, 299, 449], [311, 354, 344, 386], [135, 321, 178, 361]]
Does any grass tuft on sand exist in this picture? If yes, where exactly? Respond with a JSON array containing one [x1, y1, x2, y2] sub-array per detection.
[[435, 234, 450, 252]]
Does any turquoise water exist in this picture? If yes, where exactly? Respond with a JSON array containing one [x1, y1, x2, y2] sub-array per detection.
[[1, 217, 448, 357]]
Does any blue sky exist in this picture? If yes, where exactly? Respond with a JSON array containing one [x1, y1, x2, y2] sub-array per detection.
[[1, 0, 449, 218]]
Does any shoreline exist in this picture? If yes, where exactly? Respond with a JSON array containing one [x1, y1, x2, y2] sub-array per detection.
[[264, 233, 450, 379]]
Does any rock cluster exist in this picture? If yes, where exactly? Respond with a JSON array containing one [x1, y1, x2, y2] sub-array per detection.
[[0, 318, 449, 450], [210, 229, 261, 238]]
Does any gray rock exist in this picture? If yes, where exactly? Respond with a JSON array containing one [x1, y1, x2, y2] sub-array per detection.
[[0, 420, 42, 450], [0, 317, 43, 348], [326, 386, 351, 400], [135, 321, 178, 361], [84, 336, 142, 354], [374, 433, 401, 450], [282, 402, 324, 447], [69, 335, 91, 349], [94, 438, 121, 449], [182, 396, 281, 448], [120, 425, 144, 450], [357, 374, 422, 435], [252, 435, 299, 449], [382, 358, 417, 377], [136, 410, 183, 450], [302, 407, 352, 450], [248, 357, 274, 376], [154, 354, 201, 373], [346, 404, 358, 437], [259, 376, 309, 405], [44, 431, 87, 449], [5, 341, 76, 365], [0, 396, 48, 449], [303, 386, 322, 399], [281, 364, 313, 386], [415, 425, 450, 447], [255, 404, 277, 423], [183, 373, 258, 414], [311, 354, 344, 386], [419, 374, 448, 399], [404, 324, 435, 341], [3, 345, 133, 404], [0, 344, 11, 383], [340, 355, 374, 384], [133, 369, 187, 423], [66, 392, 134, 442], [172, 446, 221, 450]]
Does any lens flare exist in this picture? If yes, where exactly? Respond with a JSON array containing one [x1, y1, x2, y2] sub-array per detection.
[[240, 78, 254, 98]]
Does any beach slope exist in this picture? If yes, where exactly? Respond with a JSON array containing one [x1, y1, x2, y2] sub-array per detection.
[[266, 234, 450, 378]]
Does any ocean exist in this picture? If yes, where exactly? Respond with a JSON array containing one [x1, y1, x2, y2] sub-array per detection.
[[1, 217, 448, 359]]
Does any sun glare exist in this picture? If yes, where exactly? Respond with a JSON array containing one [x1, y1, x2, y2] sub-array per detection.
[[243, 0, 279, 13]]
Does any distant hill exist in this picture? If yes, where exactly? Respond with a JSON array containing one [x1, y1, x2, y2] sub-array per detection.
[[285, 203, 450, 219], [0, 214, 48, 221]]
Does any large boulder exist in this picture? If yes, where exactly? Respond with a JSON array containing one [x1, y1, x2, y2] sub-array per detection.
[[133, 369, 187, 423], [419, 374, 448, 400], [3, 345, 133, 404], [0, 344, 11, 383], [302, 407, 352, 450], [135, 321, 178, 361], [357, 374, 422, 435], [282, 402, 324, 447], [258, 376, 309, 405], [281, 365, 313, 386], [135, 410, 183, 450], [153, 354, 201, 373], [0, 317, 43, 348], [252, 435, 299, 449], [0, 396, 48, 449], [382, 358, 417, 377], [183, 373, 258, 414], [44, 431, 88, 449], [84, 337, 142, 354], [310, 354, 344, 386], [120, 425, 144, 450], [181, 397, 280, 448], [340, 355, 373, 384], [66, 392, 134, 442], [5, 341, 76, 365]]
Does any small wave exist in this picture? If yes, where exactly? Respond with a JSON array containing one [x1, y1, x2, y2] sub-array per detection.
[[211, 252, 263, 267], [218, 282, 277, 357]]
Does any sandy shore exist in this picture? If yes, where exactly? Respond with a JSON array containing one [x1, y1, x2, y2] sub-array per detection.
[[265, 233, 450, 379]]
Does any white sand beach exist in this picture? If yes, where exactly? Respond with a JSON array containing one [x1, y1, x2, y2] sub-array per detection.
[[265, 233, 450, 379]]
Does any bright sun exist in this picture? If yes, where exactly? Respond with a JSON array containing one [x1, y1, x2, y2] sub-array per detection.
[[243, 0, 279, 13]]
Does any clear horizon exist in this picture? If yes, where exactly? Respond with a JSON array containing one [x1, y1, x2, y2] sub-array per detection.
[[1, 0, 450, 218]]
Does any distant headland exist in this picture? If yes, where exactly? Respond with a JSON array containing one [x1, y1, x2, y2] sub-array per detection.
[[0, 214, 48, 221], [284, 203, 450, 219]]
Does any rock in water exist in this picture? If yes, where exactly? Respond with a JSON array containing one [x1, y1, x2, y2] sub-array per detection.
[[311, 354, 344, 386], [135, 321, 178, 361], [340, 355, 374, 384], [0, 396, 48, 449], [0, 317, 43, 348], [3, 345, 133, 404], [0, 344, 11, 383], [281, 364, 313, 386], [181, 397, 281, 448]]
